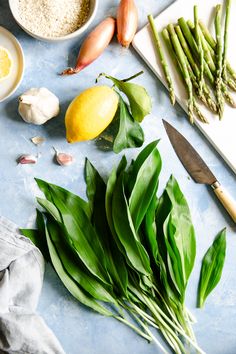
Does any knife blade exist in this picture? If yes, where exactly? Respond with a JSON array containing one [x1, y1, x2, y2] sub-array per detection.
[[163, 119, 236, 223]]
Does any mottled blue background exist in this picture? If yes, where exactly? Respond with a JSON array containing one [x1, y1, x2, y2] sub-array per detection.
[[0, 0, 236, 353]]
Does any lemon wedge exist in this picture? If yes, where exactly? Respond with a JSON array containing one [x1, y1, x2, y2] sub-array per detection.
[[0, 46, 12, 81]]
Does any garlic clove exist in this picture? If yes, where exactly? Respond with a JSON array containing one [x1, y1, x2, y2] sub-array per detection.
[[54, 149, 74, 166], [19, 95, 38, 105], [56, 153, 74, 166], [31, 136, 45, 145], [18, 154, 38, 164]]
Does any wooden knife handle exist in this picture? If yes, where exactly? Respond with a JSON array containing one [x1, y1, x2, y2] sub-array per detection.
[[212, 182, 236, 223]]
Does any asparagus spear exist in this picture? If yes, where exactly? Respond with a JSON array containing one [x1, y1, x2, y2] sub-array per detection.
[[178, 18, 215, 82], [222, 0, 232, 80], [194, 5, 204, 94], [193, 98, 209, 123], [175, 25, 217, 113], [162, 29, 181, 73], [199, 19, 236, 82], [188, 66, 216, 114], [189, 23, 216, 73], [175, 26, 199, 77], [199, 20, 215, 47], [188, 20, 236, 91], [167, 24, 194, 123], [163, 27, 210, 113], [214, 4, 224, 119], [162, 28, 208, 123], [221, 83, 236, 107], [178, 17, 236, 108], [148, 15, 175, 105]]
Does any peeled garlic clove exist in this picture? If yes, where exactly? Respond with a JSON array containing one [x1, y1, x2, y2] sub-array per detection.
[[31, 136, 45, 145], [55, 151, 74, 166], [18, 154, 37, 164]]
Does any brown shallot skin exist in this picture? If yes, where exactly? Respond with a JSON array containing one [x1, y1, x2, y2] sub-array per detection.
[[117, 0, 138, 48], [61, 17, 116, 75]]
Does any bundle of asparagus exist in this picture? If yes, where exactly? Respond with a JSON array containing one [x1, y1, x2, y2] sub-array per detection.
[[148, 0, 236, 123]]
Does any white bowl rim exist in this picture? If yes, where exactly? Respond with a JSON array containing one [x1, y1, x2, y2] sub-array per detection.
[[8, 0, 98, 41], [0, 25, 25, 102]]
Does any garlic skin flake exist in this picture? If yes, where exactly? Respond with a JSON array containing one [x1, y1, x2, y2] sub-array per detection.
[[18, 88, 60, 125], [18, 154, 38, 164], [31, 136, 45, 145]]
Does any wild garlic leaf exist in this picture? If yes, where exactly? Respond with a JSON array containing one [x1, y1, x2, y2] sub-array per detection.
[[85, 159, 128, 297], [127, 140, 159, 194], [35, 178, 91, 219], [163, 214, 186, 300], [197, 228, 226, 308], [20, 209, 50, 261], [101, 74, 152, 122], [144, 195, 159, 262], [44, 219, 114, 317], [105, 156, 127, 242], [112, 172, 152, 276], [164, 176, 196, 302], [156, 175, 196, 303], [35, 209, 50, 261], [85, 157, 106, 215], [20, 228, 48, 258], [113, 96, 144, 154], [36, 179, 110, 286], [128, 142, 162, 231], [156, 190, 182, 303], [37, 197, 62, 221], [46, 214, 117, 304]]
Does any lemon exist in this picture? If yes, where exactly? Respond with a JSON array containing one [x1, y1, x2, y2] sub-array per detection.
[[0, 47, 12, 81], [65, 86, 119, 143]]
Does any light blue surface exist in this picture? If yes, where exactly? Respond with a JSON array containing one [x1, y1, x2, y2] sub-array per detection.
[[1, 1, 236, 353]]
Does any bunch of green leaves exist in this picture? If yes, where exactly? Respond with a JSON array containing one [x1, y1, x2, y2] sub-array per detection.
[[96, 71, 152, 154], [22, 141, 205, 354]]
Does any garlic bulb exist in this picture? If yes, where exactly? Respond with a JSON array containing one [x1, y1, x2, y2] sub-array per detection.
[[18, 87, 60, 125]]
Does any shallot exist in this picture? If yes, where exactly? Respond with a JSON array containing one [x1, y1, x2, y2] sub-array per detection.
[[61, 17, 116, 75], [117, 0, 138, 48]]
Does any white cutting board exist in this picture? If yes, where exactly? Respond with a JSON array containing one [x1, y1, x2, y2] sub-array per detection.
[[133, 0, 236, 174]]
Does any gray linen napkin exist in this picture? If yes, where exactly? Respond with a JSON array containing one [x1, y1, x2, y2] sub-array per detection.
[[0, 216, 65, 354]]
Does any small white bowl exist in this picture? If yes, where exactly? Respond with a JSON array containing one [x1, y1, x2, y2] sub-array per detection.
[[8, 0, 98, 42], [0, 26, 24, 102]]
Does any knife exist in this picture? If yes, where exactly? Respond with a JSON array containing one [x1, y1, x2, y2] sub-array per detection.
[[163, 119, 236, 223]]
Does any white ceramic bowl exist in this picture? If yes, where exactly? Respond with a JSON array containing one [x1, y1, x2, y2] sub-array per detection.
[[0, 26, 25, 102], [8, 0, 98, 42]]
